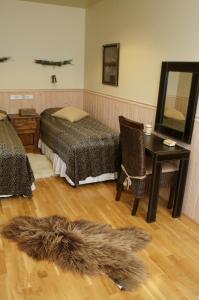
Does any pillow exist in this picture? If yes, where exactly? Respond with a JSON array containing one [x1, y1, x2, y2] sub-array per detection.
[[0, 111, 7, 120], [52, 106, 89, 122], [164, 108, 185, 121]]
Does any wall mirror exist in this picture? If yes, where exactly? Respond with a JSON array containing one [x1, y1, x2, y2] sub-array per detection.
[[155, 62, 199, 143]]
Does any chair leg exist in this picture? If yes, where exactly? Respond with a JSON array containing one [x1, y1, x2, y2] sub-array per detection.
[[115, 185, 123, 201], [167, 186, 175, 209], [131, 198, 140, 215]]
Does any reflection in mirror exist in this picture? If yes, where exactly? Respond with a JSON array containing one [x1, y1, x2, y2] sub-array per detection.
[[163, 72, 192, 133]]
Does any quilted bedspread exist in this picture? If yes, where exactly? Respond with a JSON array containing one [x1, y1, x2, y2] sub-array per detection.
[[0, 118, 34, 196], [40, 108, 119, 185]]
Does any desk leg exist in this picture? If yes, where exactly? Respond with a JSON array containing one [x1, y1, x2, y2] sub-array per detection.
[[172, 159, 189, 218], [147, 159, 162, 223]]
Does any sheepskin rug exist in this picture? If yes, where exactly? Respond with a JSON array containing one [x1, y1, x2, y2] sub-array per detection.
[[2, 215, 151, 291]]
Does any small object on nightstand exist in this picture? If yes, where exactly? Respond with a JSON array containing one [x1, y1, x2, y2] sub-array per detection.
[[8, 113, 40, 151], [163, 139, 176, 147]]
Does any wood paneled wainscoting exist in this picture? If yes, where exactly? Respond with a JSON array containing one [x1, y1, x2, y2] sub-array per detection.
[[0, 89, 84, 114], [0, 88, 199, 223], [84, 90, 199, 224], [84, 90, 156, 132]]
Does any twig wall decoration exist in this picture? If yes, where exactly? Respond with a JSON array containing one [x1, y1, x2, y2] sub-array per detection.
[[34, 59, 72, 67], [0, 57, 10, 63]]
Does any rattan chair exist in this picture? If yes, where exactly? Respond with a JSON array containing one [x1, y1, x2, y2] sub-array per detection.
[[116, 116, 177, 216], [118, 116, 144, 131]]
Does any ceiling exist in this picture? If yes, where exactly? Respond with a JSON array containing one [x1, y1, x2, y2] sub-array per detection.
[[20, 0, 102, 8]]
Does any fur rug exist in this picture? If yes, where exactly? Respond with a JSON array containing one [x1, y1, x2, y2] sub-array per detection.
[[2, 215, 151, 291]]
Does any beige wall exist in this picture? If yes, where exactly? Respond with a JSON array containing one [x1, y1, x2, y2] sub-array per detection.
[[0, 0, 85, 89], [85, 0, 199, 223], [1, 0, 199, 222], [85, 0, 199, 113]]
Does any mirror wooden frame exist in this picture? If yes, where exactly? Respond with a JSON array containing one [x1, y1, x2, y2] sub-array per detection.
[[155, 62, 199, 144]]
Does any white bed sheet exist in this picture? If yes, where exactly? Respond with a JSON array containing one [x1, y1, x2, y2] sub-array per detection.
[[0, 183, 36, 198]]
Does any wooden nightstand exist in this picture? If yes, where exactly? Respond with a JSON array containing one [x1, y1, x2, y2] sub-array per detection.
[[8, 113, 40, 151]]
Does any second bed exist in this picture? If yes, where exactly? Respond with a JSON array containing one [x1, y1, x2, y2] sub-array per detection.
[[39, 108, 119, 186]]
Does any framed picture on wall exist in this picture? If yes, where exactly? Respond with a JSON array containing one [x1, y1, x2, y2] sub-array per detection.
[[102, 43, 120, 86]]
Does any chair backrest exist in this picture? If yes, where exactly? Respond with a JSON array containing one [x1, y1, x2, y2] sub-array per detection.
[[119, 116, 144, 131], [120, 123, 146, 178]]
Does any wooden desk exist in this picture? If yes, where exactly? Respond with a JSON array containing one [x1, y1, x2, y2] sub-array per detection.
[[144, 134, 190, 223]]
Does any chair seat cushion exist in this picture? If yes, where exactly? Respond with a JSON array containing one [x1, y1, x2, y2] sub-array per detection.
[[130, 171, 177, 197], [120, 158, 178, 197], [146, 157, 178, 175], [126, 158, 178, 197]]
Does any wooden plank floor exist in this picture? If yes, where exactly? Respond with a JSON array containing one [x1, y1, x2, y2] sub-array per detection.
[[0, 177, 199, 300]]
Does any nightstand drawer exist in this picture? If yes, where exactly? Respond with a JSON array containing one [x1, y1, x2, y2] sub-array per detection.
[[13, 118, 37, 130], [8, 113, 40, 151], [19, 133, 34, 146]]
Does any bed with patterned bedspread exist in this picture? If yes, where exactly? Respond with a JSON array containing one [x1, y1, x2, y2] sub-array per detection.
[[40, 108, 119, 185], [0, 117, 34, 196]]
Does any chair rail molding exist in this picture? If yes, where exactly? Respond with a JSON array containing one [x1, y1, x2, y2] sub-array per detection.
[[0, 89, 84, 114], [1, 87, 199, 223]]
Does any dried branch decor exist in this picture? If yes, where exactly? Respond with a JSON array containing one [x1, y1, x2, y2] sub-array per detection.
[[0, 57, 10, 63], [34, 59, 72, 67]]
